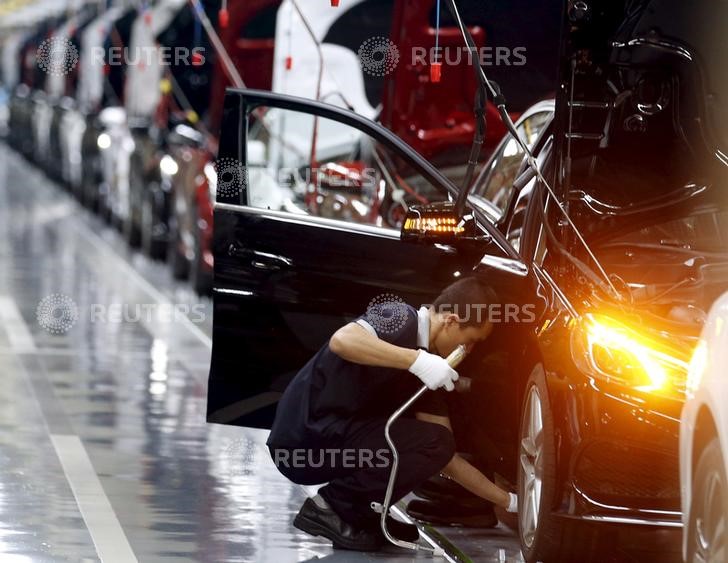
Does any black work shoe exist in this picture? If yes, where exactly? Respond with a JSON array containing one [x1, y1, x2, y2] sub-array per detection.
[[370, 516, 421, 543], [293, 498, 384, 551], [406, 498, 499, 528]]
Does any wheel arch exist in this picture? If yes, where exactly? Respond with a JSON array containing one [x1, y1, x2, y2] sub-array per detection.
[[693, 405, 718, 473]]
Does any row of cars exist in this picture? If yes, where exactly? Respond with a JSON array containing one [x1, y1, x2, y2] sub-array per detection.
[[3, 0, 225, 293], [0, 0, 560, 296], [202, 1, 728, 562]]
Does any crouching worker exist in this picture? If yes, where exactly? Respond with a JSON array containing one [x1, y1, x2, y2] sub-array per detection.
[[267, 278, 514, 551]]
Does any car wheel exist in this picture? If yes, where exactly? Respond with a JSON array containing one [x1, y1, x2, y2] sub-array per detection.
[[99, 193, 113, 224], [86, 153, 103, 212], [122, 213, 141, 247], [124, 162, 143, 247], [141, 191, 166, 260], [518, 364, 605, 563], [687, 436, 728, 563], [167, 213, 189, 280], [81, 154, 96, 210]]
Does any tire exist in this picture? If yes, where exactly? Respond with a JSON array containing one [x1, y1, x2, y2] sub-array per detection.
[[82, 152, 102, 212], [167, 213, 189, 280], [518, 364, 606, 563], [124, 160, 143, 247], [122, 213, 141, 247], [99, 195, 113, 224], [686, 436, 728, 563], [140, 191, 166, 260], [81, 153, 103, 213]]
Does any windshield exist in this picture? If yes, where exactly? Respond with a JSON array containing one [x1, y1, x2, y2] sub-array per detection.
[[471, 108, 552, 214]]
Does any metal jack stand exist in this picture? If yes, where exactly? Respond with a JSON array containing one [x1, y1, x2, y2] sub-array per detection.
[[371, 345, 468, 556]]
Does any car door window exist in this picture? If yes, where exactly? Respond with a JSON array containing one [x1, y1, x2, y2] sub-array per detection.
[[473, 110, 552, 213], [236, 106, 450, 229], [208, 90, 527, 429]]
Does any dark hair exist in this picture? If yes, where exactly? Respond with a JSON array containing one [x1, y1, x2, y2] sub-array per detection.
[[432, 278, 499, 328]]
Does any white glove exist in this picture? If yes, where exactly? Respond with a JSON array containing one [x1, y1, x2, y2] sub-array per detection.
[[408, 350, 459, 391], [506, 493, 518, 513]]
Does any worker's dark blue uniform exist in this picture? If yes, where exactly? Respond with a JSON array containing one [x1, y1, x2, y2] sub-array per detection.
[[267, 305, 455, 529]]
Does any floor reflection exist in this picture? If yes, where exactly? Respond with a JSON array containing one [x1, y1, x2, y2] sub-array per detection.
[[0, 144, 523, 562]]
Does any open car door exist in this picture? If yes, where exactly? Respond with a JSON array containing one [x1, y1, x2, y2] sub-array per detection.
[[206, 89, 536, 437]]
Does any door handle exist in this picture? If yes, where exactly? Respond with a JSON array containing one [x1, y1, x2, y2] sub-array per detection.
[[251, 260, 280, 271], [228, 244, 291, 271]]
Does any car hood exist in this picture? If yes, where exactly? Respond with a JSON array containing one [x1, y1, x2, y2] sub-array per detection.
[[553, 0, 727, 226]]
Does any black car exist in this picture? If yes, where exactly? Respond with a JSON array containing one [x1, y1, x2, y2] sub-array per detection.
[[206, 0, 727, 561]]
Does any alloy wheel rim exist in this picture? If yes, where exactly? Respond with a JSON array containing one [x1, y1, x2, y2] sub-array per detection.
[[520, 385, 544, 549], [694, 469, 727, 563]]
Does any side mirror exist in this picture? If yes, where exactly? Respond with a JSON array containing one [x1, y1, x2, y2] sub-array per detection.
[[401, 201, 480, 243]]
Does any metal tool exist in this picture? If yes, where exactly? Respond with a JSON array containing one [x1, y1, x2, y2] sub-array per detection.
[[372, 345, 468, 556]]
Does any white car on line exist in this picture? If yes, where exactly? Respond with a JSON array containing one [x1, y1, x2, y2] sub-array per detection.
[[680, 291, 728, 563]]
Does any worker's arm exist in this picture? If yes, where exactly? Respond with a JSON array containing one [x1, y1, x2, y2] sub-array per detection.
[[329, 322, 419, 369], [329, 321, 459, 391], [416, 412, 511, 510]]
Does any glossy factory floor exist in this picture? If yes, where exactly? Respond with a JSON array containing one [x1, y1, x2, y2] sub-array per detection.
[[0, 143, 525, 562]]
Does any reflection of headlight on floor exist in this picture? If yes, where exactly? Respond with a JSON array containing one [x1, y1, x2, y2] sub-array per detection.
[[571, 313, 689, 395], [159, 155, 179, 176], [97, 133, 111, 150]]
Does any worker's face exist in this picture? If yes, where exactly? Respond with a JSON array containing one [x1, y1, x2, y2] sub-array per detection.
[[435, 314, 494, 356]]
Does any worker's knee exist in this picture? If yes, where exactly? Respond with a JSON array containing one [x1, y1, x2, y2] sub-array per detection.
[[426, 423, 456, 469]]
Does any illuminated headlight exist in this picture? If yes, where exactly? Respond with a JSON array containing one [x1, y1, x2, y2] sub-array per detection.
[[204, 162, 217, 203], [571, 314, 689, 395], [97, 132, 111, 150], [159, 155, 179, 176]]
